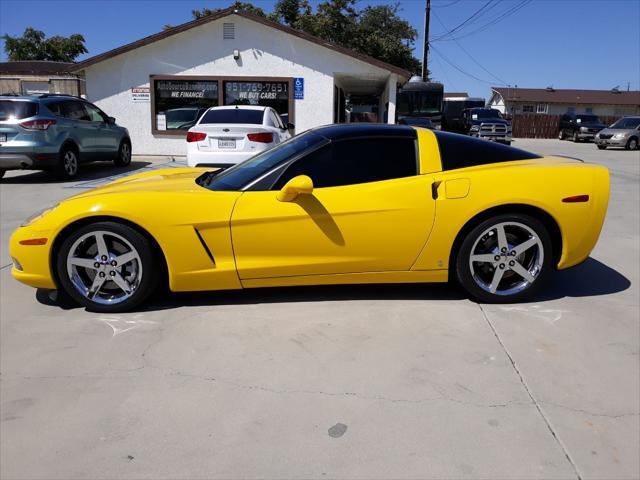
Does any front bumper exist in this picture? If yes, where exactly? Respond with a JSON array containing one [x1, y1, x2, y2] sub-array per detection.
[[9, 227, 56, 289], [595, 136, 627, 147], [577, 132, 597, 141], [473, 133, 512, 143]]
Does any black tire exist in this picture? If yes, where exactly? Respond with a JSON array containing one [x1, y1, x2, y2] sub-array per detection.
[[558, 129, 565, 140], [572, 130, 580, 142], [56, 221, 159, 313], [56, 145, 80, 179], [597, 145, 607, 150], [0, 169, 5, 179], [626, 137, 639, 151], [455, 213, 553, 304], [114, 139, 132, 167]]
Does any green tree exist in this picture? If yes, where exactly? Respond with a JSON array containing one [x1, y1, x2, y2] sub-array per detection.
[[313, 0, 358, 48], [354, 3, 422, 74], [2, 27, 88, 62], [192, 1, 266, 19], [271, 0, 314, 30]]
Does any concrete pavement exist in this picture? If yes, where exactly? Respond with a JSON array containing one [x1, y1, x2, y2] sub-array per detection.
[[1, 140, 638, 479]]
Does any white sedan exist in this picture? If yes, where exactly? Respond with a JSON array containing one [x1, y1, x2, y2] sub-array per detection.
[[186, 105, 293, 167]]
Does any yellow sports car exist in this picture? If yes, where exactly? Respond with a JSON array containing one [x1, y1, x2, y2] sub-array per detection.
[[10, 124, 609, 313]]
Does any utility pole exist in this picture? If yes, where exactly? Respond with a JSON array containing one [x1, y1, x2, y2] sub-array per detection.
[[422, 0, 431, 81]]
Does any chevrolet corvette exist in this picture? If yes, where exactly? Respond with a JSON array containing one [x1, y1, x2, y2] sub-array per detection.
[[10, 124, 610, 313]]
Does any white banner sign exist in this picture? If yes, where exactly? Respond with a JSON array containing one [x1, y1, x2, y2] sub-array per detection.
[[131, 87, 150, 103]]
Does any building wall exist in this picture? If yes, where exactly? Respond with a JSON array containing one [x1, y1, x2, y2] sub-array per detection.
[[83, 15, 396, 156]]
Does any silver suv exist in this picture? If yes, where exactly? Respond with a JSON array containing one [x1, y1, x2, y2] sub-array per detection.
[[0, 95, 131, 179], [595, 116, 640, 150]]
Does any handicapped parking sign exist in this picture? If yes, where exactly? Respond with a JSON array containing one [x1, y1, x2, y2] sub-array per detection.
[[294, 77, 304, 100]]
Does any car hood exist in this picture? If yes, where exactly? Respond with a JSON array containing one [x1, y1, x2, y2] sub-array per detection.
[[64, 167, 213, 201], [598, 127, 635, 135], [578, 122, 606, 129]]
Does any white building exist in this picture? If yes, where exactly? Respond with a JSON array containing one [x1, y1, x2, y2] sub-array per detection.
[[73, 8, 410, 155], [488, 86, 640, 117]]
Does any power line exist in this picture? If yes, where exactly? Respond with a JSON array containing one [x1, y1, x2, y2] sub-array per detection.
[[430, 0, 496, 42], [439, 0, 532, 42], [434, 0, 463, 8], [431, 45, 496, 85], [432, 10, 509, 86]]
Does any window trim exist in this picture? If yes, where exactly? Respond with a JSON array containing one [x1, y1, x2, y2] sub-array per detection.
[[522, 104, 534, 113], [264, 135, 420, 191], [149, 74, 295, 136], [536, 103, 548, 114]]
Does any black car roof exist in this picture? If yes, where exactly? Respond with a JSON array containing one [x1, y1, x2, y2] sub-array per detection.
[[311, 123, 416, 140]]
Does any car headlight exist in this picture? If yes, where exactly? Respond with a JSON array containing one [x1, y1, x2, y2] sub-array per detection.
[[580, 126, 589, 132], [21, 204, 58, 227], [613, 133, 626, 139], [470, 125, 480, 132]]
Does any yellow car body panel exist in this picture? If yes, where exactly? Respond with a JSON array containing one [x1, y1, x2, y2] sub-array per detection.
[[9, 128, 609, 296]]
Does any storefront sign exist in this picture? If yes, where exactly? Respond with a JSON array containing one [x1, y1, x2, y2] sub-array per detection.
[[155, 80, 218, 99], [294, 78, 304, 100], [156, 114, 167, 131], [131, 87, 150, 103], [224, 81, 289, 103]]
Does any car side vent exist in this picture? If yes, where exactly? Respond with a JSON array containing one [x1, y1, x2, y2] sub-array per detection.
[[223, 23, 235, 40], [194, 227, 216, 266]]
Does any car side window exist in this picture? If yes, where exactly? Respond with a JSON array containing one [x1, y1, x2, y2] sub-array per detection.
[[62, 101, 91, 121], [271, 110, 284, 129], [273, 137, 417, 190], [46, 101, 65, 117], [83, 103, 106, 122]]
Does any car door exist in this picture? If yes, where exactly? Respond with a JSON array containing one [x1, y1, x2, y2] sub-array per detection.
[[269, 109, 290, 143], [230, 136, 435, 280], [82, 102, 120, 154], [60, 100, 100, 156]]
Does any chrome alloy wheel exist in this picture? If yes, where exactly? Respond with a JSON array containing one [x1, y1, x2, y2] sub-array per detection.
[[468, 221, 544, 296], [64, 150, 78, 176], [121, 142, 131, 164], [66, 230, 142, 305]]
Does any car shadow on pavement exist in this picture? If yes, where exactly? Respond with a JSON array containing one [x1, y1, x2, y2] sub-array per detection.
[[35, 257, 630, 312], [0, 161, 151, 184]]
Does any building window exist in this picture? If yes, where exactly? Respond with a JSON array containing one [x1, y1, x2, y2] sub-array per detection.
[[224, 80, 290, 118], [522, 105, 534, 113], [152, 79, 218, 131], [536, 103, 548, 114], [21, 81, 50, 95]]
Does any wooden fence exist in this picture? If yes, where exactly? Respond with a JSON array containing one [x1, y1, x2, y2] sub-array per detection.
[[511, 114, 620, 139]]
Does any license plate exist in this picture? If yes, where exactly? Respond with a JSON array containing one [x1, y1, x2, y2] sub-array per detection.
[[218, 139, 236, 149], [0, 134, 6, 143]]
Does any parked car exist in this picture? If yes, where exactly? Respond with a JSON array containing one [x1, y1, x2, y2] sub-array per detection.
[[398, 117, 433, 129], [463, 108, 512, 145], [0, 94, 131, 179], [558, 113, 606, 142], [186, 105, 294, 168], [594, 116, 640, 150], [164, 107, 207, 130], [442, 97, 485, 133], [10, 125, 609, 313]]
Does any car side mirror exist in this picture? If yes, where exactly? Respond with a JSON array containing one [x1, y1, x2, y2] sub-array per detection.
[[107, 116, 116, 124], [287, 122, 295, 130], [277, 175, 313, 202]]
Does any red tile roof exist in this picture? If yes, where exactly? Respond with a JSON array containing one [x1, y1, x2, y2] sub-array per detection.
[[492, 87, 640, 106]]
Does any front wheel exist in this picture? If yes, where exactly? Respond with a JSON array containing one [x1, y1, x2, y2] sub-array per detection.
[[455, 214, 552, 303], [597, 145, 607, 150], [572, 131, 580, 142], [114, 139, 132, 166], [627, 137, 638, 151], [0, 169, 5, 179], [56, 221, 159, 312], [558, 130, 565, 140]]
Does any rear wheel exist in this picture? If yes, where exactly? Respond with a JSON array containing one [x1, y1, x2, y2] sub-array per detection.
[[597, 145, 607, 150], [0, 169, 5, 179], [56, 221, 159, 312], [56, 146, 79, 179], [627, 137, 638, 151], [114, 139, 132, 166], [455, 214, 552, 303], [558, 129, 565, 140]]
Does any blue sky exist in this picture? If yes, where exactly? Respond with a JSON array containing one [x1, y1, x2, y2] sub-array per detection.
[[1, 0, 638, 99]]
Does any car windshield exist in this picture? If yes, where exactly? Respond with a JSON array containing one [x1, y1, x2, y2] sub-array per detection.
[[0, 100, 38, 120], [200, 131, 327, 191], [610, 117, 640, 129], [576, 115, 599, 123], [200, 109, 264, 124], [471, 109, 502, 119]]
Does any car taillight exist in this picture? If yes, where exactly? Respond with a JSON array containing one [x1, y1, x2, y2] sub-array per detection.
[[247, 132, 273, 143], [20, 119, 56, 130], [186, 132, 207, 142]]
